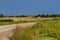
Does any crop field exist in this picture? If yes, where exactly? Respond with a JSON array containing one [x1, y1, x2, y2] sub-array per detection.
[[9, 18, 60, 40]]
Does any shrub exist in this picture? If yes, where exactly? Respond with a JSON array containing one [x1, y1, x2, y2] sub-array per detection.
[[0, 19, 14, 22]]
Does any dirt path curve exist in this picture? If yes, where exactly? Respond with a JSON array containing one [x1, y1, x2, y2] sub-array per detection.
[[0, 22, 37, 40]]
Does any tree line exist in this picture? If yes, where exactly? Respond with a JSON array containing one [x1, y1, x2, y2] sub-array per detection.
[[0, 14, 60, 18], [34, 14, 60, 17]]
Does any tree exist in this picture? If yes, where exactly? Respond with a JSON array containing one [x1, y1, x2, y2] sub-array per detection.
[[50, 14, 59, 17], [0, 14, 4, 17], [41, 14, 46, 17]]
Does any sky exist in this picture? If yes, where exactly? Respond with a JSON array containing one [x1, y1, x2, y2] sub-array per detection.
[[0, 0, 60, 16]]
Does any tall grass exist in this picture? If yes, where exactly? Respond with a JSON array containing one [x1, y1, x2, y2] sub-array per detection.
[[10, 19, 60, 40]]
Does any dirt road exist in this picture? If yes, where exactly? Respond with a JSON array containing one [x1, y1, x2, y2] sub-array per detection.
[[0, 22, 37, 40]]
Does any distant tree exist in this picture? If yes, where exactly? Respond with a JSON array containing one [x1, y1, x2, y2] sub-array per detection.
[[41, 14, 46, 17], [20, 15, 27, 17], [45, 14, 49, 17], [33, 14, 41, 18], [0, 14, 4, 17], [37, 14, 41, 17], [50, 14, 59, 17]]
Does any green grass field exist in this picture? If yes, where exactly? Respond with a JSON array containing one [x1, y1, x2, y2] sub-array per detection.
[[9, 19, 60, 40], [0, 20, 35, 25]]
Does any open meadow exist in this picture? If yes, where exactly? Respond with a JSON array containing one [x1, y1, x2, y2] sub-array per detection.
[[0, 17, 60, 40]]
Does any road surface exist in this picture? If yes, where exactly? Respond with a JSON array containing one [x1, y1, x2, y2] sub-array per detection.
[[0, 22, 37, 40]]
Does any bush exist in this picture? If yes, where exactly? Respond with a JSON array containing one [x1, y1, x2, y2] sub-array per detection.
[[0, 19, 14, 22]]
